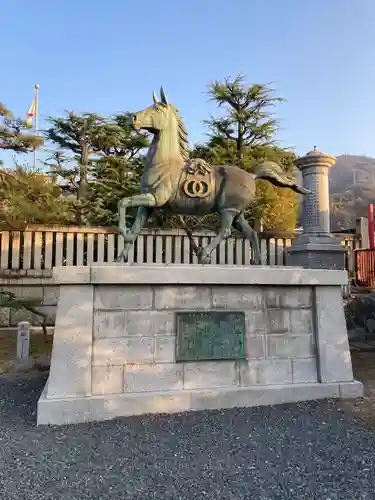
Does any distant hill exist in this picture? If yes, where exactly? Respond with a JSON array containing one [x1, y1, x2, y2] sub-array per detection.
[[329, 155, 375, 230]]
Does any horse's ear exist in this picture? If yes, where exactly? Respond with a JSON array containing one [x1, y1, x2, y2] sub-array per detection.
[[152, 90, 158, 105], [160, 86, 169, 105]]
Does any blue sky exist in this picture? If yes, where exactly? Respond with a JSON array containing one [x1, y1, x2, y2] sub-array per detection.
[[2, 0, 375, 168]]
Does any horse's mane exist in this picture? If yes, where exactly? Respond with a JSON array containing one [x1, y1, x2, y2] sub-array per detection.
[[172, 108, 189, 161]]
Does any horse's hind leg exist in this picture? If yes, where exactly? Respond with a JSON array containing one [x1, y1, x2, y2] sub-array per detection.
[[234, 213, 261, 265], [199, 210, 237, 264]]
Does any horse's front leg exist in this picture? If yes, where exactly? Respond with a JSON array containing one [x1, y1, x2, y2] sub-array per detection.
[[117, 193, 157, 262], [116, 206, 152, 262], [118, 193, 157, 239]]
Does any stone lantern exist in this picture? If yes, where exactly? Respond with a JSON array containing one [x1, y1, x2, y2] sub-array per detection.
[[288, 147, 346, 269]]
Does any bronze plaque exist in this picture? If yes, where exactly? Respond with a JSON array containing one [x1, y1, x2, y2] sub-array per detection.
[[175, 311, 245, 362]]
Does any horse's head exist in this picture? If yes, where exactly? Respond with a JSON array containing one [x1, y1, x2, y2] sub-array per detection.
[[132, 87, 179, 134]]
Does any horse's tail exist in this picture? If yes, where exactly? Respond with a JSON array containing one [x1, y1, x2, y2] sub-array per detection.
[[254, 161, 310, 195]]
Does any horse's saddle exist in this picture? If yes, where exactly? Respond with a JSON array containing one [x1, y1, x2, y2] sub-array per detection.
[[182, 159, 214, 199], [186, 159, 212, 176]]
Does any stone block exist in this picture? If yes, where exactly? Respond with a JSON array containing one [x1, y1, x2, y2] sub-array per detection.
[[212, 286, 263, 310], [92, 338, 128, 365], [290, 309, 313, 334], [126, 311, 174, 336], [190, 384, 340, 412], [46, 285, 94, 399], [264, 288, 284, 308], [94, 285, 153, 310], [53, 266, 90, 284], [292, 358, 318, 383], [154, 336, 176, 363], [245, 334, 265, 359], [266, 287, 312, 309], [154, 286, 211, 310], [126, 337, 154, 364], [339, 380, 364, 399], [92, 365, 123, 395], [260, 359, 293, 385], [124, 363, 183, 392], [42, 286, 60, 305], [38, 382, 346, 425], [37, 389, 192, 425], [284, 287, 312, 308], [315, 286, 354, 383], [0, 307, 10, 327], [183, 361, 238, 389], [93, 310, 127, 339], [267, 334, 314, 358], [240, 359, 293, 386], [1, 285, 44, 300], [292, 383, 340, 400], [288, 242, 346, 270], [267, 309, 290, 333], [245, 310, 267, 334], [90, 264, 348, 286]]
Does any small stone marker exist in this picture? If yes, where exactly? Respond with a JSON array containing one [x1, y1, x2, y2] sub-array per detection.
[[175, 311, 245, 362], [17, 321, 31, 360]]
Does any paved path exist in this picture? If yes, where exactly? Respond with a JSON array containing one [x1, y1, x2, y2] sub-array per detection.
[[1, 375, 375, 500]]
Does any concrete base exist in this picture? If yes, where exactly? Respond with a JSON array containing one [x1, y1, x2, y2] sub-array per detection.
[[288, 234, 346, 270], [37, 264, 363, 426], [37, 380, 363, 426]]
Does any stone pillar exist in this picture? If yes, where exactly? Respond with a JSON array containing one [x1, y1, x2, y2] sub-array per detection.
[[288, 147, 346, 269]]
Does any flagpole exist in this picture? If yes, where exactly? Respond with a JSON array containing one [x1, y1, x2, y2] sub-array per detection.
[[33, 83, 39, 171]]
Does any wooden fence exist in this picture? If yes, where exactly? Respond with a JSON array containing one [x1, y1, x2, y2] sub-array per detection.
[[0, 225, 362, 273]]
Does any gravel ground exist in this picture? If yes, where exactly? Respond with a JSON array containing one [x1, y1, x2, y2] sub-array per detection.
[[1, 376, 375, 500]]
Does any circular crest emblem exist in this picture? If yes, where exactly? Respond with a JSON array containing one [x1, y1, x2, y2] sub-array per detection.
[[183, 179, 211, 198]]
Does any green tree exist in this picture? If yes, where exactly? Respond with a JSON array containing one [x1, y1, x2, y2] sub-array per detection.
[[45, 111, 106, 200], [86, 113, 149, 226], [45, 111, 149, 226], [0, 165, 75, 227], [192, 75, 300, 231], [203, 75, 284, 168], [0, 103, 43, 154], [253, 148, 300, 230]]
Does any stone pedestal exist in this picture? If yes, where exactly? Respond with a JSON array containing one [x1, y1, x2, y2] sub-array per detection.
[[37, 264, 362, 426], [289, 148, 346, 269]]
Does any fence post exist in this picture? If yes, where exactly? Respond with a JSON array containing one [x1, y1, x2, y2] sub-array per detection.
[[356, 217, 368, 249], [17, 321, 31, 360]]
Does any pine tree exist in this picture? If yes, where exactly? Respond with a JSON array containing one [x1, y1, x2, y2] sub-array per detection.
[[45, 112, 106, 200], [86, 113, 149, 226], [45, 112, 109, 223], [0, 103, 43, 153], [203, 75, 284, 168], [191, 75, 299, 231]]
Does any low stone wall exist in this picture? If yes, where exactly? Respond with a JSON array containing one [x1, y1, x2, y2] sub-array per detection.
[[0, 271, 58, 328], [38, 265, 362, 425]]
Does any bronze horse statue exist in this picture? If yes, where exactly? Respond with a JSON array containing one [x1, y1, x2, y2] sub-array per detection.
[[117, 87, 309, 264]]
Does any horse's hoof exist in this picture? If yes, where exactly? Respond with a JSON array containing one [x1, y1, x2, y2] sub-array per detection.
[[115, 254, 127, 263], [199, 255, 211, 265]]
